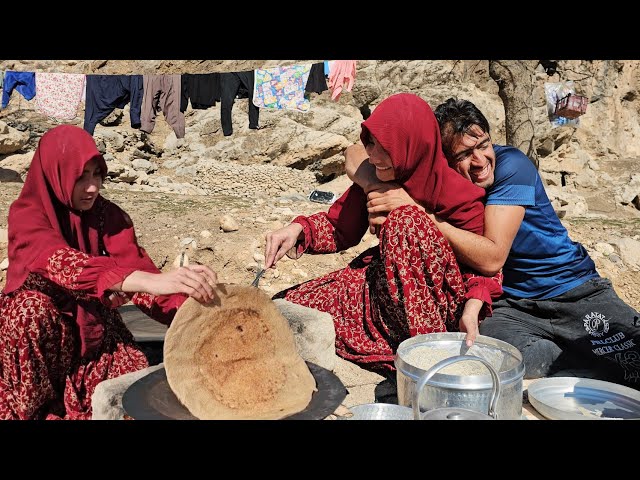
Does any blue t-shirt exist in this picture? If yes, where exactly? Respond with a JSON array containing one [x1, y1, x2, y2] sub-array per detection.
[[487, 145, 599, 299]]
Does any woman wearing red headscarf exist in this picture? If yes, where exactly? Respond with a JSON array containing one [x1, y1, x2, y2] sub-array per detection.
[[0, 125, 218, 420], [265, 93, 502, 375]]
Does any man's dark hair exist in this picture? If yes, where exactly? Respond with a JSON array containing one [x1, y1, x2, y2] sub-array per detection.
[[434, 98, 491, 158]]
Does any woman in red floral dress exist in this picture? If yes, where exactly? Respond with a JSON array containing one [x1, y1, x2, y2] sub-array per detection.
[[265, 93, 502, 376], [0, 125, 218, 420]]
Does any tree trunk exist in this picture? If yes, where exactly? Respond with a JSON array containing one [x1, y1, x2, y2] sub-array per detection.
[[488, 60, 539, 168]]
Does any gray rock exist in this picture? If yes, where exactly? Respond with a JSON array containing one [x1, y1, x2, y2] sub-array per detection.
[[175, 165, 199, 176], [0, 121, 29, 155], [608, 254, 622, 264], [163, 158, 185, 169], [273, 299, 337, 371], [595, 242, 615, 256], [91, 364, 164, 420], [131, 158, 157, 173], [610, 237, 640, 269]]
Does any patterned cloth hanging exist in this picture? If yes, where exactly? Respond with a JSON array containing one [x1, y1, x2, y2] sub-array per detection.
[[253, 64, 312, 112], [35, 72, 86, 121]]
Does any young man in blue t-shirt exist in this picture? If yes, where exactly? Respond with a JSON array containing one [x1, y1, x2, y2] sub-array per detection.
[[345, 98, 640, 387]]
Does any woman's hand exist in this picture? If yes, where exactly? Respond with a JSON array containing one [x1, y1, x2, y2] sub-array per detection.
[[366, 183, 422, 214], [149, 264, 218, 303], [120, 265, 219, 304], [459, 298, 484, 347], [365, 183, 424, 236], [264, 223, 304, 269]]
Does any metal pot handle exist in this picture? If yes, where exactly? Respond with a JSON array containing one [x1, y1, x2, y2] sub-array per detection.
[[412, 354, 501, 420]]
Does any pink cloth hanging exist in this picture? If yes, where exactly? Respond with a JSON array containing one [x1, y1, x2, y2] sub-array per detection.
[[327, 60, 357, 101]]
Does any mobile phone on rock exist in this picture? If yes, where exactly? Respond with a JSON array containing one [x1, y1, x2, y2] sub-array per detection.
[[308, 190, 337, 204]]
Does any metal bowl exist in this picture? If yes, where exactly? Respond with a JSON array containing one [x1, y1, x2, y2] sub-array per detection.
[[342, 403, 414, 420]]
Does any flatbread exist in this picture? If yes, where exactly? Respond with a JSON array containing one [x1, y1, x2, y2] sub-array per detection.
[[163, 284, 317, 419]]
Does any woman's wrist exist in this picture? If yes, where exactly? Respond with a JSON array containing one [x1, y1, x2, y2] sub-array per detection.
[[285, 222, 306, 260], [120, 270, 153, 294], [463, 298, 484, 315], [291, 222, 305, 241]]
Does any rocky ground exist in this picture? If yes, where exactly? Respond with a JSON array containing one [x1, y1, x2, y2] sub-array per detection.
[[2, 172, 639, 311]]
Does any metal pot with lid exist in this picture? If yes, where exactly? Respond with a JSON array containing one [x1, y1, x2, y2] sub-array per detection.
[[395, 332, 525, 420], [343, 354, 500, 420], [412, 355, 500, 420]]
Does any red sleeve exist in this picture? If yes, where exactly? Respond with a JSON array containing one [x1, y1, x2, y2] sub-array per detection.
[[101, 201, 187, 323], [41, 246, 137, 304], [291, 213, 337, 254], [326, 184, 370, 249], [28, 200, 187, 323], [461, 268, 503, 320], [40, 246, 180, 319], [291, 185, 369, 255], [130, 292, 187, 326], [100, 203, 161, 275]]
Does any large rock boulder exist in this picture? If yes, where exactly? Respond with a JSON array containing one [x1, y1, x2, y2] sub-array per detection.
[[0, 121, 29, 155]]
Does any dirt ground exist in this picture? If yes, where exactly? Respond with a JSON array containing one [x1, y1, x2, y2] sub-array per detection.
[[1, 177, 639, 312]]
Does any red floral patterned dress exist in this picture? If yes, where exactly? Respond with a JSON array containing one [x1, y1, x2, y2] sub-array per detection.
[[0, 204, 182, 420], [275, 205, 503, 375], [1, 125, 185, 420]]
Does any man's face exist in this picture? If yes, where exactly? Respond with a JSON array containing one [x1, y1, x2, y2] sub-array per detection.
[[447, 124, 496, 189]]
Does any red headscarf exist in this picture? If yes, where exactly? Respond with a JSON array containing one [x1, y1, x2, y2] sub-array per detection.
[[360, 93, 486, 234], [5, 125, 110, 291], [4, 125, 162, 356]]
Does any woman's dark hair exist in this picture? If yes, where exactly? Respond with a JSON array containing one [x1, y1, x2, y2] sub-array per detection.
[[434, 98, 491, 158]]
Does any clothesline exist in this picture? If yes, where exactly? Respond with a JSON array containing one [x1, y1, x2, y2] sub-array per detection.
[[1, 61, 357, 137]]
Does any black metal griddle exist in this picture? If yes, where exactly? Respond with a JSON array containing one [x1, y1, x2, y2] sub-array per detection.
[[122, 362, 347, 420]]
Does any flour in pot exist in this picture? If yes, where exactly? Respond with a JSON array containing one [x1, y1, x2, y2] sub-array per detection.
[[404, 347, 489, 376]]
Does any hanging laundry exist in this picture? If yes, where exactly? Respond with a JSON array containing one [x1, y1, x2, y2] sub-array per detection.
[[236, 84, 250, 99], [253, 64, 312, 113], [325, 61, 337, 78], [2, 71, 36, 108], [35, 72, 86, 121], [84, 75, 143, 135], [140, 75, 184, 138], [327, 60, 357, 102], [220, 70, 260, 136], [305, 63, 328, 94], [181, 73, 221, 112]]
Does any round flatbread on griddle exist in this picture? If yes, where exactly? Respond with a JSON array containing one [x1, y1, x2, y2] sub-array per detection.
[[164, 284, 316, 420]]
